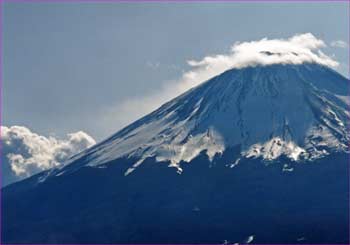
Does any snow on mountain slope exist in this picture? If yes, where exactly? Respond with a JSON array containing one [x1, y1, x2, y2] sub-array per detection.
[[51, 63, 349, 177]]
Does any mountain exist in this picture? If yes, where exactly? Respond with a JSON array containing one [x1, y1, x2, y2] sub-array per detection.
[[2, 63, 350, 244]]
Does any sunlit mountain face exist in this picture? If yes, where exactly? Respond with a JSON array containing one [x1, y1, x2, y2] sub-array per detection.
[[2, 63, 349, 244]]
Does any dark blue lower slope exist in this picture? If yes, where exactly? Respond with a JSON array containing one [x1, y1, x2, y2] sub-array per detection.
[[2, 149, 349, 244]]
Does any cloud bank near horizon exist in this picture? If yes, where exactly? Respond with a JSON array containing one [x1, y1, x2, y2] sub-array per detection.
[[100, 33, 340, 135], [1, 125, 96, 186]]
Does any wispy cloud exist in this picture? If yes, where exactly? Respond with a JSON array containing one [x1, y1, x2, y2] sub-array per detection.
[[99, 33, 338, 135], [146, 61, 160, 70], [330, 40, 348, 48], [1, 125, 96, 186]]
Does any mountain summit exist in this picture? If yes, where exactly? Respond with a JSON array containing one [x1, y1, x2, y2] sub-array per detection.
[[3, 63, 350, 244], [46, 63, 349, 178]]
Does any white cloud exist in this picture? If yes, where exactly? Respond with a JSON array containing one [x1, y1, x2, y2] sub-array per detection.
[[187, 33, 338, 71], [1, 125, 96, 186], [330, 40, 348, 48], [99, 33, 339, 135]]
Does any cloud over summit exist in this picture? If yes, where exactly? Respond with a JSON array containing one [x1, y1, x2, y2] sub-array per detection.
[[1, 126, 96, 186], [188, 33, 338, 71], [101, 33, 339, 134]]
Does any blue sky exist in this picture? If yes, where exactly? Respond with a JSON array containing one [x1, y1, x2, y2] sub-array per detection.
[[3, 2, 349, 141]]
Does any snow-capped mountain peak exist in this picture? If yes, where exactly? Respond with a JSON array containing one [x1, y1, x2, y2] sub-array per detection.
[[51, 63, 349, 177]]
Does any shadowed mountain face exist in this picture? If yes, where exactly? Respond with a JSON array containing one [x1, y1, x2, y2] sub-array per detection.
[[2, 63, 350, 244]]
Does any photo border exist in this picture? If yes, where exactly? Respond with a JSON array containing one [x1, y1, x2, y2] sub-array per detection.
[[0, 1, 349, 244]]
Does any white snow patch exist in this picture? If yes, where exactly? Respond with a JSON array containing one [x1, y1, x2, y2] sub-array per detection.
[[282, 164, 294, 172], [176, 167, 183, 174], [230, 158, 241, 168], [117, 128, 225, 176], [124, 158, 147, 176], [244, 137, 306, 161], [155, 128, 225, 168], [55, 171, 66, 176], [305, 124, 347, 159], [245, 235, 255, 244]]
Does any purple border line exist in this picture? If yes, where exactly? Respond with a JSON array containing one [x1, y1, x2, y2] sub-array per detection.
[[2, 0, 350, 2], [0, 0, 349, 245], [0, 0, 3, 244], [348, 1, 350, 244]]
